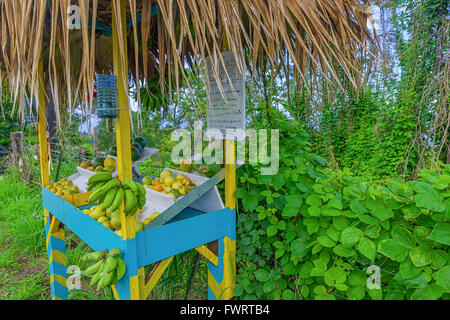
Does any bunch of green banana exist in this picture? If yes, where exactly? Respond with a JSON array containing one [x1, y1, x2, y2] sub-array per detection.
[[122, 179, 147, 216], [83, 248, 126, 290], [87, 172, 113, 193], [88, 172, 122, 205], [81, 249, 107, 263], [87, 173, 146, 216]]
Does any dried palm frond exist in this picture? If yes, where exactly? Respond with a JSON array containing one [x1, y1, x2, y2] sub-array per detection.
[[0, 0, 377, 124]]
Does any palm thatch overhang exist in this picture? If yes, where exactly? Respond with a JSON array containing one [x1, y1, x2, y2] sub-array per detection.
[[0, 0, 377, 125]]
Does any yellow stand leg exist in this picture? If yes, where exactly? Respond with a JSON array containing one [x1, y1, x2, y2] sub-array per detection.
[[208, 34, 237, 299], [112, 0, 140, 300], [37, 60, 50, 224], [37, 60, 68, 300]]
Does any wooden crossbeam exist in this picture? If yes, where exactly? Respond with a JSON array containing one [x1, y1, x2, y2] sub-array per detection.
[[143, 257, 174, 300], [195, 245, 219, 266]]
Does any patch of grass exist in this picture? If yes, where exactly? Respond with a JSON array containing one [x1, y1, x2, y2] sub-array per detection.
[[0, 259, 49, 300], [0, 245, 23, 269], [0, 173, 50, 299], [0, 174, 45, 255]]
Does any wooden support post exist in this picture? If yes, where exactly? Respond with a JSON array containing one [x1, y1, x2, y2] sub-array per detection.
[[37, 60, 68, 300], [222, 33, 237, 211], [207, 210, 236, 300], [112, 0, 134, 240], [142, 257, 174, 299], [45, 214, 67, 300], [111, 0, 142, 300], [224, 140, 236, 210], [207, 34, 237, 301], [38, 60, 50, 196], [195, 245, 219, 266]]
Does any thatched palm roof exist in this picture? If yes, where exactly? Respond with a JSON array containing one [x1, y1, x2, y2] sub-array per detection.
[[0, 0, 377, 124]]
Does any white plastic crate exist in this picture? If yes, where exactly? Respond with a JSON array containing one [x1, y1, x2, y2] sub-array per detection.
[[66, 172, 90, 193], [137, 188, 174, 223], [137, 168, 224, 223]]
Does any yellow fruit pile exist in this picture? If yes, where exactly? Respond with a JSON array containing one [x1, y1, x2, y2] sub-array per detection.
[[80, 161, 94, 171], [47, 178, 80, 197], [82, 205, 144, 234], [81, 157, 116, 173], [103, 157, 116, 173], [143, 169, 196, 201]]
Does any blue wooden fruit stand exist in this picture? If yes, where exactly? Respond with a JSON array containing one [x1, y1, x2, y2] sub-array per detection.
[[41, 169, 236, 300], [37, 0, 237, 300]]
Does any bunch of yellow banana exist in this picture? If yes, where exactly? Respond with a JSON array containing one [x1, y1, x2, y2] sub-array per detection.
[[83, 248, 126, 290], [87, 173, 146, 216]]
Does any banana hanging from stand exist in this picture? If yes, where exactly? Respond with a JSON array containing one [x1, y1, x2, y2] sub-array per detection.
[[82, 248, 126, 289]]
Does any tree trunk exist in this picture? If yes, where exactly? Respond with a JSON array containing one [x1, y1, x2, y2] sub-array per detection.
[[10, 131, 23, 168], [10, 131, 30, 181], [447, 142, 450, 164]]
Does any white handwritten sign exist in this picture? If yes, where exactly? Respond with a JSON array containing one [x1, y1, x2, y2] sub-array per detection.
[[206, 51, 246, 138]]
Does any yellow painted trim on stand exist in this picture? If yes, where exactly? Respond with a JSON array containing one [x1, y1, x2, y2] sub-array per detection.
[[129, 275, 141, 300], [209, 237, 236, 300], [208, 270, 226, 299], [46, 216, 63, 248], [50, 274, 67, 287], [143, 257, 174, 299], [49, 216, 61, 234], [37, 60, 50, 188], [220, 34, 237, 300], [49, 250, 66, 266], [111, 285, 120, 300], [138, 267, 146, 299], [112, 0, 135, 242], [37, 59, 51, 225], [46, 227, 65, 248], [224, 140, 236, 209], [62, 192, 92, 207], [195, 245, 219, 266], [112, 0, 133, 183], [222, 32, 236, 211], [112, 0, 141, 300]]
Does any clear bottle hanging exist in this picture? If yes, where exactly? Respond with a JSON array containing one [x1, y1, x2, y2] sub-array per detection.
[[95, 74, 119, 119]]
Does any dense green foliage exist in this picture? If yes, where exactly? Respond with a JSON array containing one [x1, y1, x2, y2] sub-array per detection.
[[235, 123, 450, 300], [308, 0, 448, 177]]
